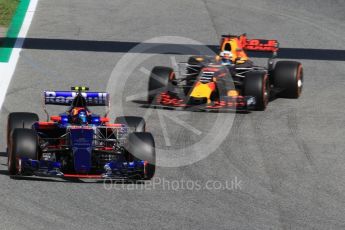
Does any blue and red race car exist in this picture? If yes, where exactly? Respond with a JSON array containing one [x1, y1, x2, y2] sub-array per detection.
[[7, 87, 155, 180]]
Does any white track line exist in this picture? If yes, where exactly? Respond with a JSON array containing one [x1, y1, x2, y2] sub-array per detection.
[[0, 0, 39, 110]]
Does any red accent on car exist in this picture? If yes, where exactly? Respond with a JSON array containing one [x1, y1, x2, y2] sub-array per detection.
[[100, 117, 110, 123], [106, 124, 123, 127], [37, 122, 55, 129], [144, 161, 148, 176], [243, 39, 279, 52], [69, 126, 93, 129], [50, 116, 61, 122], [98, 147, 113, 151], [63, 174, 103, 179], [202, 67, 219, 72], [208, 82, 216, 91]]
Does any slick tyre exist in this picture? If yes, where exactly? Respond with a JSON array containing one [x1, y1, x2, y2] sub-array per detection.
[[273, 61, 303, 98], [8, 128, 38, 175], [148, 66, 175, 103], [126, 132, 156, 180], [244, 71, 269, 111], [7, 112, 38, 151]]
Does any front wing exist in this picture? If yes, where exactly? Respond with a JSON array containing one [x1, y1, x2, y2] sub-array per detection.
[[150, 92, 256, 112]]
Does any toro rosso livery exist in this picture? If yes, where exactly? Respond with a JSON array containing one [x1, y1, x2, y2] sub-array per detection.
[[7, 87, 155, 180], [148, 34, 303, 111]]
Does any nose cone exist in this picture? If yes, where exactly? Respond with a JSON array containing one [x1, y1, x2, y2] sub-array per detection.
[[70, 127, 94, 173], [190, 83, 213, 98]]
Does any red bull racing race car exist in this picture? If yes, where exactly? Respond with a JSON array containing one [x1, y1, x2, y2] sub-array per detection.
[[147, 34, 303, 111], [7, 87, 155, 180]]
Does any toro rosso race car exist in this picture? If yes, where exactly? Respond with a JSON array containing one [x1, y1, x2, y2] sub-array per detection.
[[147, 34, 303, 111], [7, 87, 155, 180]]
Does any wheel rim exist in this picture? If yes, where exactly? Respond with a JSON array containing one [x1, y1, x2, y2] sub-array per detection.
[[263, 75, 269, 107], [297, 65, 303, 96]]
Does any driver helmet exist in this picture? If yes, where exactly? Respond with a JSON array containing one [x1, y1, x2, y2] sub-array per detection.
[[71, 108, 88, 124], [219, 51, 233, 65]]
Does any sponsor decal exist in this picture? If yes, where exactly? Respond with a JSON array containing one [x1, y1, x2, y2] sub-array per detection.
[[44, 91, 108, 105], [245, 39, 278, 52]]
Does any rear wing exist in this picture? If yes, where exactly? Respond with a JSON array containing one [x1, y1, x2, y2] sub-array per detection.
[[44, 91, 109, 106], [221, 34, 279, 53]]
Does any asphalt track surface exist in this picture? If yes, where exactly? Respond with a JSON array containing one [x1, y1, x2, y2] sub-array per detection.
[[1, 0, 345, 229]]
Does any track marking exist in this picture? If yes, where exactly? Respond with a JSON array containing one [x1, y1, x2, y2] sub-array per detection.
[[0, 0, 39, 110]]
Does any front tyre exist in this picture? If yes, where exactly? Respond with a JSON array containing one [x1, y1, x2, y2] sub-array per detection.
[[7, 112, 38, 150], [148, 66, 175, 103], [126, 132, 156, 180], [273, 61, 303, 98], [244, 71, 269, 111], [8, 128, 38, 175]]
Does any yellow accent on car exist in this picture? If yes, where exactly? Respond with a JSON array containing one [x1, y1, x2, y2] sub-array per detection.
[[190, 83, 213, 100], [72, 86, 88, 91], [228, 90, 239, 97], [221, 38, 249, 63]]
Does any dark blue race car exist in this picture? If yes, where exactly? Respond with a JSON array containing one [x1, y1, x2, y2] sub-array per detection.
[[7, 87, 155, 180]]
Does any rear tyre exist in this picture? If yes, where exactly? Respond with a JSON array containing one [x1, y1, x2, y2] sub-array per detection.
[[126, 132, 156, 180], [273, 61, 303, 98], [8, 128, 38, 175], [148, 66, 175, 103], [7, 112, 38, 154], [244, 71, 269, 111], [114, 116, 146, 132]]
